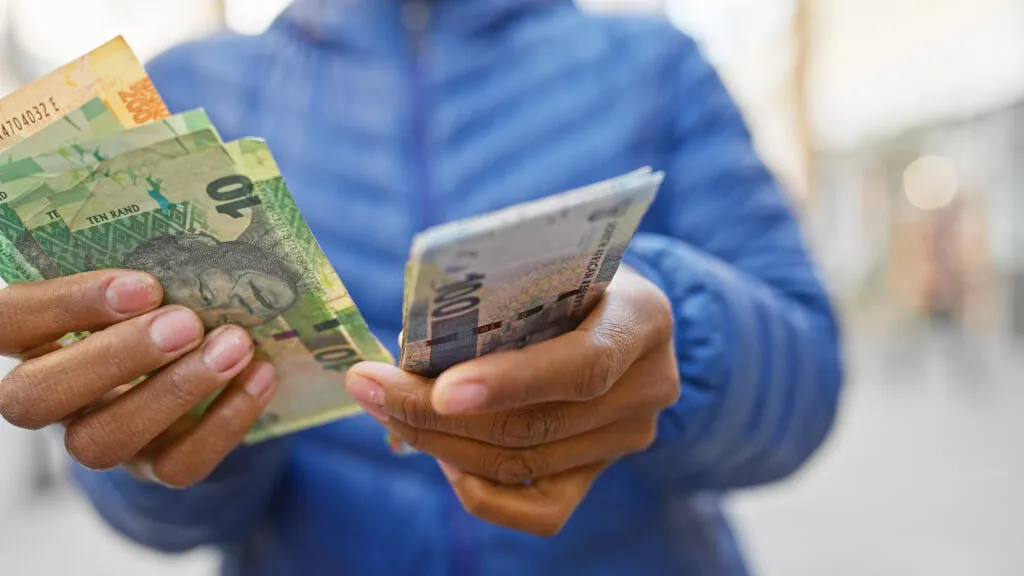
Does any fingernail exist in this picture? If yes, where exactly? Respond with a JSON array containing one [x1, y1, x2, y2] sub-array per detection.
[[203, 327, 252, 372], [106, 273, 159, 314], [347, 374, 385, 407], [437, 461, 463, 482], [362, 403, 389, 424], [149, 309, 202, 353], [435, 381, 488, 415], [243, 362, 277, 403]]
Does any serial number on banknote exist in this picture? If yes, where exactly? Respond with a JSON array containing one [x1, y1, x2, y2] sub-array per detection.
[[0, 97, 61, 143]]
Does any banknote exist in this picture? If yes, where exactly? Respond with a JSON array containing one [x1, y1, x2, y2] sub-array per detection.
[[399, 169, 663, 378], [0, 108, 214, 183], [0, 99, 127, 282], [27, 138, 390, 441], [4, 128, 223, 281], [0, 98, 125, 164], [0, 36, 168, 150], [0, 108, 215, 281]]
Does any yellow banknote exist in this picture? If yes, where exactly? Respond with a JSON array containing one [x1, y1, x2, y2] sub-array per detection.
[[0, 36, 169, 151]]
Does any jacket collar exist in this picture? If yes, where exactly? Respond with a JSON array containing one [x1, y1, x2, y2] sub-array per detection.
[[279, 0, 566, 50]]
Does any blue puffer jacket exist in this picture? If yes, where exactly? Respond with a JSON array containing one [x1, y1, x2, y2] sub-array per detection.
[[72, 1, 844, 574]]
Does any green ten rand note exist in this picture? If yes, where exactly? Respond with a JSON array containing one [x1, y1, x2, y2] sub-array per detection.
[[8, 128, 223, 278], [0, 98, 122, 163], [0, 108, 215, 188], [39, 138, 391, 442], [0, 98, 123, 282], [0, 112, 218, 282], [399, 169, 663, 377]]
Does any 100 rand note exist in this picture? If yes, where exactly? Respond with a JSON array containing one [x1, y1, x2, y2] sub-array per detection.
[[31, 138, 390, 442], [400, 168, 663, 378], [0, 107, 217, 283]]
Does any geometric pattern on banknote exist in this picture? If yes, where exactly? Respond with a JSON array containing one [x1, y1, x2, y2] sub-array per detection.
[[255, 178, 337, 289], [0, 204, 27, 239], [85, 203, 199, 269], [250, 177, 378, 355], [32, 204, 197, 274], [0, 234, 31, 282], [31, 221, 81, 275], [75, 203, 197, 269], [1, 202, 55, 282]]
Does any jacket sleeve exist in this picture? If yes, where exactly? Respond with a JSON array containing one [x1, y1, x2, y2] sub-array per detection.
[[623, 34, 844, 490], [69, 40, 290, 553], [71, 442, 290, 553]]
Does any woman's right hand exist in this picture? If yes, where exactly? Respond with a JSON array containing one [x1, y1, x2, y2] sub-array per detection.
[[0, 270, 278, 487]]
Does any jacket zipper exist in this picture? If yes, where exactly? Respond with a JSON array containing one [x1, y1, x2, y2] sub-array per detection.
[[404, 0, 435, 232], [402, 4, 472, 575]]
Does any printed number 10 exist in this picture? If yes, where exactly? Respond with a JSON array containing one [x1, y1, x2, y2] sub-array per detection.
[[207, 174, 262, 218]]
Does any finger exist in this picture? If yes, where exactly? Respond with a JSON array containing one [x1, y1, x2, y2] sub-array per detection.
[[17, 341, 63, 361], [0, 270, 162, 355], [348, 361, 664, 448], [0, 306, 205, 430], [64, 326, 255, 470], [444, 461, 608, 536], [123, 414, 202, 483], [389, 416, 654, 485], [146, 361, 278, 488], [431, 274, 671, 414]]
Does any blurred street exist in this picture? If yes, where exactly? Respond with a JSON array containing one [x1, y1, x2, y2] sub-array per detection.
[[1, 327, 1021, 576], [730, 327, 1024, 576]]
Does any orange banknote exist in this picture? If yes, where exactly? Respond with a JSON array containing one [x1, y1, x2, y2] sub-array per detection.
[[0, 36, 169, 151]]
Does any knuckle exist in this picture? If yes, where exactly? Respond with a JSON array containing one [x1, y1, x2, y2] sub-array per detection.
[[575, 347, 617, 400], [575, 323, 638, 400], [93, 336, 137, 379], [396, 393, 435, 429], [64, 421, 121, 470], [486, 451, 541, 485], [0, 367, 48, 429], [493, 409, 560, 448], [41, 280, 91, 328], [159, 366, 205, 408]]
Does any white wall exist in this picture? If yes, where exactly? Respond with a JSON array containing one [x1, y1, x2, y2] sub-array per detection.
[[0, 342, 34, 520], [809, 0, 1024, 149]]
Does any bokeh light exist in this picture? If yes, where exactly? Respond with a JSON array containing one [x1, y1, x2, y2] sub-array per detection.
[[902, 155, 959, 210]]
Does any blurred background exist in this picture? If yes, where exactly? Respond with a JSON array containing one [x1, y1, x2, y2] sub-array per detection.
[[1, 0, 1022, 574]]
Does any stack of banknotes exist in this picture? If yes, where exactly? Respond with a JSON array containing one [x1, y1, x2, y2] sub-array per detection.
[[0, 37, 664, 445]]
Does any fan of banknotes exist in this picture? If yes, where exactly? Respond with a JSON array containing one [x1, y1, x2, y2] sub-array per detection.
[[0, 37, 664, 445]]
